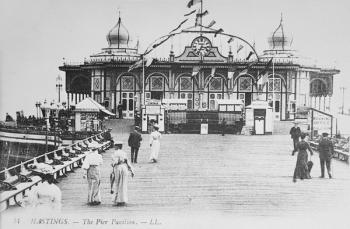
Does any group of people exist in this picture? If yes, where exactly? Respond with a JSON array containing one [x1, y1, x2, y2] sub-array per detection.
[[81, 124, 161, 206], [290, 122, 334, 182]]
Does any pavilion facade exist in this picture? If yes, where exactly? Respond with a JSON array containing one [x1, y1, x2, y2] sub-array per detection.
[[59, 14, 339, 121]]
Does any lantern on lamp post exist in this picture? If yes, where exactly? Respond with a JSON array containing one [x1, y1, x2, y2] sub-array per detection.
[[56, 75, 63, 103]]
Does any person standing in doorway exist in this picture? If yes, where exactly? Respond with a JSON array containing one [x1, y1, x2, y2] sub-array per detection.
[[149, 124, 161, 163], [82, 148, 103, 205], [221, 118, 227, 136], [317, 132, 334, 178], [117, 102, 123, 119], [290, 122, 301, 153], [128, 127, 142, 163]]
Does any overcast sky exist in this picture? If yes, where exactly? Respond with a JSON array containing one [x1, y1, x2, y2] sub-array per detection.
[[1, 0, 349, 120]]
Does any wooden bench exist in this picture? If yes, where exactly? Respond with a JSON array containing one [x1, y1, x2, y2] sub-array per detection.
[[30, 151, 88, 179], [309, 141, 349, 163], [0, 131, 112, 212], [0, 176, 42, 211]]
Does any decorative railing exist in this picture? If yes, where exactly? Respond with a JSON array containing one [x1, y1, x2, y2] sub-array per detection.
[[0, 131, 113, 212]]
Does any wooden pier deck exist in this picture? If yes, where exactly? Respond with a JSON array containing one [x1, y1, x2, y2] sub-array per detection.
[[2, 132, 350, 228], [58, 134, 350, 216]]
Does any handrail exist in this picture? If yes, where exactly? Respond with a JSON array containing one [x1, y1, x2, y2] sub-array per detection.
[[0, 131, 106, 175]]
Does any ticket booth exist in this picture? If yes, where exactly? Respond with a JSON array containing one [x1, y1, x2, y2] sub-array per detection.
[[245, 101, 273, 135], [141, 101, 165, 133]]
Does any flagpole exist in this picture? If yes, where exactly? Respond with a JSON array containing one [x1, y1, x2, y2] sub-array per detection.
[[200, 0, 203, 35], [272, 59, 275, 119], [142, 55, 145, 106]]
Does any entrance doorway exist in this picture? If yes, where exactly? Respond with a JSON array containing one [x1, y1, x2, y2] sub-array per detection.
[[122, 92, 134, 119], [244, 93, 252, 106]]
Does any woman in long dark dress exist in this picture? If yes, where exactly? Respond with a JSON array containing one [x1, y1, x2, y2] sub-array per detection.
[[292, 133, 313, 182]]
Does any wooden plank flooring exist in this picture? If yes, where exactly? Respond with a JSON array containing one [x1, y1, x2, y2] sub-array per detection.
[[57, 134, 350, 217]]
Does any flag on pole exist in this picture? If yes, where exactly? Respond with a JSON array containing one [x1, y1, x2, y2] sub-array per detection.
[[184, 9, 196, 17], [227, 37, 234, 43], [192, 66, 200, 77], [227, 66, 237, 79], [187, 0, 201, 8], [145, 57, 154, 67], [128, 58, 143, 72], [237, 44, 244, 53], [196, 10, 209, 17], [257, 72, 269, 87], [145, 34, 174, 55], [204, 67, 216, 88], [207, 20, 216, 28], [214, 28, 224, 37], [245, 51, 254, 60], [258, 58, 273, 78], [169, 18, 189, 33], [237, 61, 256, 77]]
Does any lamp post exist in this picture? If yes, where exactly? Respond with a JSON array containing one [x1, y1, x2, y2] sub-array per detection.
[[35, 102, 41, 118], [56, 75, 63, 103], [340, 87, 346, 115]]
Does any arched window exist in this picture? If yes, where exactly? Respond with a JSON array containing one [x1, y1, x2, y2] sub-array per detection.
[[71, 76, 90, 92], [121, 75, 134, 90], [209, 77, 223, 91], [180, 77, 193, 91], [310, 79, 327, 96], [151, 76, 164, 91], [238, 77, 252, 92], [268, 78, 281, 92]]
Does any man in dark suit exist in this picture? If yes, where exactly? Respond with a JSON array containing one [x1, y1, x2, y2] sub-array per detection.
[[290, 122, 301, 153], [128, 127, 142, 163], [317, 132, 334, 178]]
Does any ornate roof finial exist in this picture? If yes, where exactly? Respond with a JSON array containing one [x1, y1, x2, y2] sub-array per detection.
[[280, 12, 283, 24]]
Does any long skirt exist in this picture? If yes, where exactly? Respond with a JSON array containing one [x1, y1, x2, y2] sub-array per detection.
[[113, 164, 128, 204], [293, 151, 311, 180], [150, 140, 160, 160], [87, 166, 101, 203]]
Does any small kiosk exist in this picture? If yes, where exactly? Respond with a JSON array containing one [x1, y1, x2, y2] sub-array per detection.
[[245, 101, 273, 135], [75, 98, 115, 131], [141, 100, 165, 132]]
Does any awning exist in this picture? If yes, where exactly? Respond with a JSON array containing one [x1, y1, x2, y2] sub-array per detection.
[[101, 109, 115, 116], [75, 97, 115, 115]]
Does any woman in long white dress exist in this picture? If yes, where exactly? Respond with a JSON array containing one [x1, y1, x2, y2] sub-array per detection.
[[111, 142, 134, 206], [23, 174, 61, 213], [149, 124, 161, 163]]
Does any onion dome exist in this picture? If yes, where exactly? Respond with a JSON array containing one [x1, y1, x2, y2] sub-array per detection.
[[106, 16, 130, 48], [267, 15, 291, 50]]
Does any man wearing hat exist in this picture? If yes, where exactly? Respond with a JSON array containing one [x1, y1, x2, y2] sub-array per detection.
[[82, 147, 103, 205], [128, 127, 142, 163], [317, 132, 334, 178], [290, 122, 301, 153]]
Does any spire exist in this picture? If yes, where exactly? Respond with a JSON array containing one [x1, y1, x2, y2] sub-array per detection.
[[106, 10, 130, 48], [268, 13, 289, 50]]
